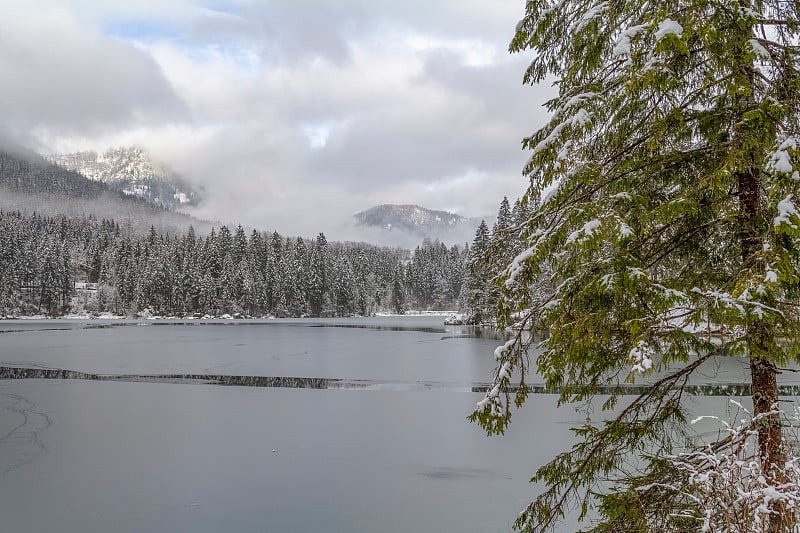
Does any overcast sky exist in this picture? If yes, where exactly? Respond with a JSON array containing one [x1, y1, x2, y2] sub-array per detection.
[[0, 0, 554, 240]]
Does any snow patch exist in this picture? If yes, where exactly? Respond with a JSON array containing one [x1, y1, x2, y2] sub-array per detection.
[[576, 2, 608, 31], [565, 219, 601, 244], [774, 195, 798, 227], [764, 269, 778, 283], [599, 273, 615, 289], [748, 39, 770, 59], [173, 191, 190, 204], [610, 192, 632, 201], [612, 25, 645, 57], [618, 221, 634, 238], [768, 138, 796, 174], [539, 177, 564, 206], [529, 108, 591, 157], [655, 19, 683, 41], [627, 267, 646, 279], [630, 340, 654, 374]]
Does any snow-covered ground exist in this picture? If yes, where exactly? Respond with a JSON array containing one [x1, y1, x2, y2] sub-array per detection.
[[375, 310, 457, 317]]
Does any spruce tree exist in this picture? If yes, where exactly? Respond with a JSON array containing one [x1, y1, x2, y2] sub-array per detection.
[[199, 272, 217, 314], [232, 224, 247, 265], [473, 1, 800, 531], [492, 196, 512, 236], [307, 233, 328, 316], [462, 220, 491, 323], [486, 197, 514, 317], [390, 270, 406, 315], [266, 232, 283, 313]]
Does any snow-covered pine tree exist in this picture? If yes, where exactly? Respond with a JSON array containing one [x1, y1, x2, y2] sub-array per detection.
[[294, 236, 309, 304], [485, 197, 515, 318], [281, 237, 306, 316], [232, 225, 248, 265], [331, 255, 357, 316], [390, 268, 406, 315], [461, 220, 491, 323], [445, 244, 466, 306], [249, 231, 269, 314], [219, 252, 239, 313], [266, 231, 284, 313], [198, 272, 217, 314], [472, 1, 800, 531], [307, 233, 328, 316]]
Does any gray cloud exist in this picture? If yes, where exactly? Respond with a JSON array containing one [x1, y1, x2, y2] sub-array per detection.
[[0, 8, 188, 150], [305, 52, 546, 186], [178, 0, 524, 65], [1, 1, 554, 241]]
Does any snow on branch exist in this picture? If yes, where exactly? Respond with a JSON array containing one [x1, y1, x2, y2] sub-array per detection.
[[629, 340, 655, 374], [654, 19, 683, 41], [494, 338, 517, 361], [774, 195, 798, 229], [565, 218, 601, 244], [575, 2, 608, 32], [659, 402, 800, 532], [612, 25, 646, 57], [529, 108, 592, 158], [504, 245, 537, 289], [539, 176, 564, 206], [689, 287, 784, 318], [476, 356, 515, 418], [768, 137, 797, 175], [557, 92, 598, 113], [748, 38, 772, 60]]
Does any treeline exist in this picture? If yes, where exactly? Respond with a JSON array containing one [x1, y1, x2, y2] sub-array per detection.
[[0, 149, 108, 198], [0, 210, 468, 317]]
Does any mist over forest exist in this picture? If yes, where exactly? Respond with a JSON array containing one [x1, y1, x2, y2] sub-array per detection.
[[0, 144, 516, 320], [0, 146, 213, 235]]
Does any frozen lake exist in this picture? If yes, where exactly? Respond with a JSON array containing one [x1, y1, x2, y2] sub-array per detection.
[[0, 317, 782, 532], [0, 317, 507, 384], [0, 317, 569, 533]]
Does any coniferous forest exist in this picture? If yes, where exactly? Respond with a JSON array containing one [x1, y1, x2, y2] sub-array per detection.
[[0, 147, 525, 320], [0, 210, 471, 317]]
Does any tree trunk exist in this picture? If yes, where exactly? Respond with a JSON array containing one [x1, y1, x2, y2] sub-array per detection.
[[739, 166, 787, 532], [732, 2, 788, 522]]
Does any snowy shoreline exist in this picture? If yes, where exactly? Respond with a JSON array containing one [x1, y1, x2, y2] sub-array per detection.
[[3, 311, 462, 321]]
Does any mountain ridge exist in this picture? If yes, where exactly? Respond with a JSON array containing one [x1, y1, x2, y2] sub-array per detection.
[[0, 147, 210, 235], [353, 204, 482, 244], [47, 146, 202, 210]]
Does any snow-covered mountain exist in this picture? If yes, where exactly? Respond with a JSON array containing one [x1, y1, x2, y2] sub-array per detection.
[[0, 146, 210, 235], [354, 204, 480, 244], [48, 147, 201, 210]]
